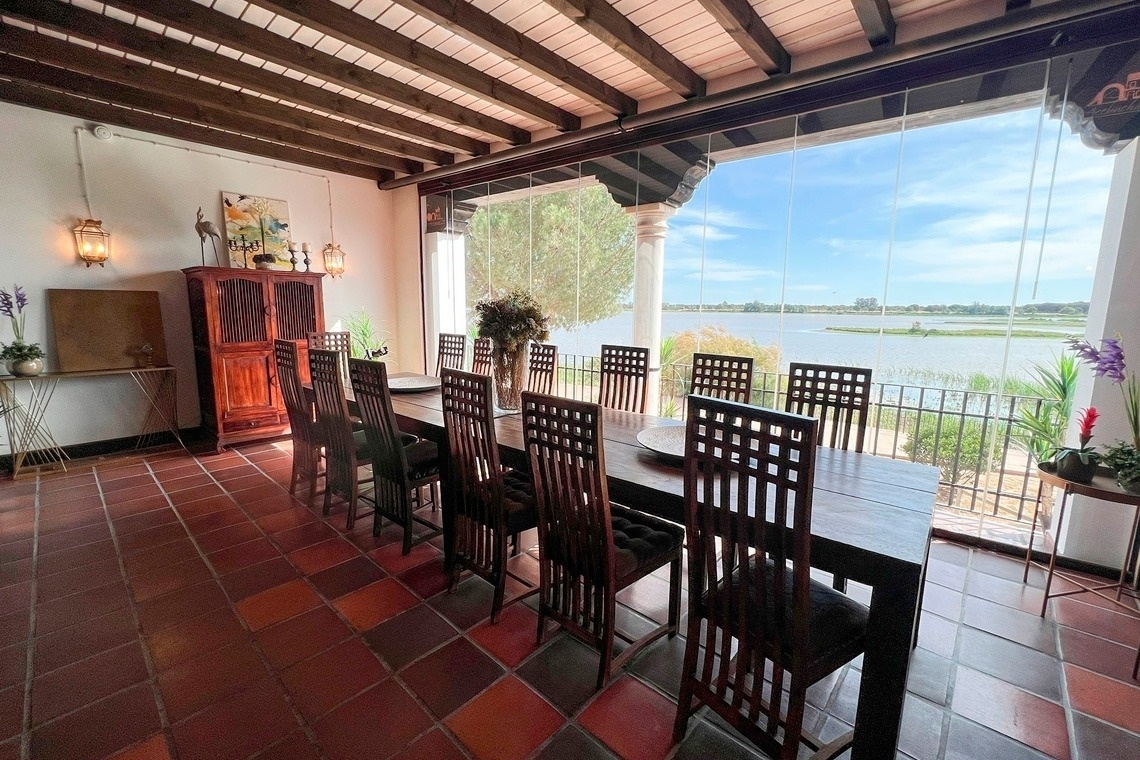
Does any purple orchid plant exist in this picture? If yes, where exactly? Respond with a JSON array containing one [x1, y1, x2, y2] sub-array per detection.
[[1066, 336, 1140, 452], [0, 285, 28, 343]]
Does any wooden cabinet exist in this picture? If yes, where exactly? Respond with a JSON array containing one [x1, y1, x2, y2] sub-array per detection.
[[184, 266, 325, 450]]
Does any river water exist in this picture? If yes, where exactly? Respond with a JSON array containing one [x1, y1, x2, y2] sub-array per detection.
[[550, 312, 1081, 385]]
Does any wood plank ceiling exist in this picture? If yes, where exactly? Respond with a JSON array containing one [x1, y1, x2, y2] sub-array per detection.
[[0, 0, 1128, 185]]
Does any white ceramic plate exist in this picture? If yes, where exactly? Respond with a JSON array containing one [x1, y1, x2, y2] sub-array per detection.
[[389, 375, 442, 393], [636, 424, 685, 460]]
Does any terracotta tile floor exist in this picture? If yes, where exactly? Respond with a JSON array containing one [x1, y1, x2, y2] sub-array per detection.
[[2, 442, 1139, 760]]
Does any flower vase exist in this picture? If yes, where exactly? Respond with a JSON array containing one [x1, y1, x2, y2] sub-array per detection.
[[7, 358, 43, 377], [492, 348, 526, 411]]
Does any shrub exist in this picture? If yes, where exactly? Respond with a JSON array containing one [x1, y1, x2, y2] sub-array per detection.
[[904, 415, 993, 485]]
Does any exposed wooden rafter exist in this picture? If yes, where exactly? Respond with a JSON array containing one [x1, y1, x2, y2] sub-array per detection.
[[387, 0, 637, 116], [851, 0, 896, 48], [695, 0, 790, 74], [0, 53, 421, 174], [0, 78, 390, 182], [0, 0, 487, 156], [0, 24, 450, 167], [99, 0, 532, 144], [541, 0, 706, 98], [238, 0, 580, 132], [1006, 1, 1033, 11]]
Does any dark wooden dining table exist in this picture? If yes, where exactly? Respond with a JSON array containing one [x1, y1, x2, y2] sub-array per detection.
[[350, 374, 939, 760]]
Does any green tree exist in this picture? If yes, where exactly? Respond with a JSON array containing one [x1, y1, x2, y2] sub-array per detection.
[[854, 297, 879, 311], [465, 185, 634, 330]]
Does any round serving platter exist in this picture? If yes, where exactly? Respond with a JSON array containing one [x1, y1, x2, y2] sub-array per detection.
[[388, 375, 442, 393], [635, 424, 686, 461]]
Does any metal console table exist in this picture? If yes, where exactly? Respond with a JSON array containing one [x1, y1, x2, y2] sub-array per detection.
[[0, 366, 183, 478]]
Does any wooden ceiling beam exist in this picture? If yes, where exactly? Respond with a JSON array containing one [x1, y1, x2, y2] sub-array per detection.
[[541, 0, 706, 98], [695, 0, 790, 74], [0, 24, 450, 167], [388, 0, 636, 116], [0, 53, 421, 174], [0, 0, 486, 155], [851, 0, 896, 48], [0, 78, 390, 182], [99, 0, 532, 144], [236, 0, 580, 132], [1006, 1, 1033, 11]]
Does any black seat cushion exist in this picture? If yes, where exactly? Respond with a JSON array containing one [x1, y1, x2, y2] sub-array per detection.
[[405, 438, 440, 480], [353, 429, 370, 460], [611, 505, 684, 580], [712, 556, 869, 667], [502, 469, 538, 533]]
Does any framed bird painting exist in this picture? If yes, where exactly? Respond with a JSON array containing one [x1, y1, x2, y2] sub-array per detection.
[[221, 192, 292, 269]]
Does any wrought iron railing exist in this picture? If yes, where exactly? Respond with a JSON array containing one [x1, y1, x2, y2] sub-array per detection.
[[555, 353, 1047, 523]]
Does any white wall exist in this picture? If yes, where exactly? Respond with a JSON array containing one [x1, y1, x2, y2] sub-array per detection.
[[0, 101, 409, 447]]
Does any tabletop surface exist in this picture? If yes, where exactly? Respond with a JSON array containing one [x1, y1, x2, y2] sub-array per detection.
[[380, 377, 939, 571]]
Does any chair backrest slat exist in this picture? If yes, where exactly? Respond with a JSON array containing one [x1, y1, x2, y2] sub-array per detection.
[[684, 394, 818, 721], [274, 340, 315, 439], [784, 363, 871, 452], [471, 337, 493, 377], [310, 348, 356, 499], [522, 392, 615, 639], [598, 344, 649, 414], [437, 333, 467, 375], [527, 343, 558, 395], [691, 352, 754, 404]]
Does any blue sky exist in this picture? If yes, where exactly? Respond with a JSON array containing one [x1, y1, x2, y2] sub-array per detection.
[[662, 108, 1116, 307]]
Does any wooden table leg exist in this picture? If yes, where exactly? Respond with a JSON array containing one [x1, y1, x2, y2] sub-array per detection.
[[851, 566, 922, 760]]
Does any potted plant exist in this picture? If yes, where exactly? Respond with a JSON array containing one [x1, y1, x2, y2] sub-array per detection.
[[474, 290, 549, 410], [1012, 353, 1078, 465], [1052, 407, 1101, 484], [0, 285, 45, 377], [252, 252, 277, 270], [1068, 336, 1140, 493]]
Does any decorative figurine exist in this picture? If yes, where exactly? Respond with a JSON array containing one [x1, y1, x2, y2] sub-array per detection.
[[194, 207, 223, 266]]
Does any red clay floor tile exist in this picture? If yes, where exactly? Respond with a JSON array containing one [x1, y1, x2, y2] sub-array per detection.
[[157, 639, 270, 722], [313, 679, 434, 760], [146, 607, 247, 671], [29, 682, 161, 760], [33, 607, 138, 674], [363, 603, 459, 671], [207, 537, 281, 574], [107, 734, 174, 760], [1064, 662, 1140, 735], [401, 637, 505, 719], [445, 675, 562, 760], [136, 580, 230, 634], [333, 578, 418, 631], [256, 604, 354, 671], [468, 602, 543, 668], [30, 639, 150, 725], [391, 728, 467, 760], [220, 556, 301, 601], [288, 538, 361, 574], [951, 666, 1069, 759], [171, 678, 298, 760], [580, 675, 680, 760], [280, 638, 388, 721], [367, 541, 440, 575], [308, 555, 386, 600], [250, 731, 323, 760], [235, 579, 322, 631]]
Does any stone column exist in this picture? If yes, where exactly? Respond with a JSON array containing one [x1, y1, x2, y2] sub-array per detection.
[[1056, 138, 1140, 569], [627, 203, 677, 415], [423, 197, 475, 358]]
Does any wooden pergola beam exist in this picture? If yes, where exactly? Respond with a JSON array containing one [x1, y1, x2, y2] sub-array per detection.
[[0, 78, 390, 182], [0, 24, 450, 167], [1, 0, 485, 155], [1006, 1, 1033, 11], [851, 0, 896, 48], [100, 0, 532, 144], [695, 0, 790, 74], [0, 53, 420, 175], [388, 0, 636, 116], [541, 0, 706, 98], [237, 0, 580, 132]]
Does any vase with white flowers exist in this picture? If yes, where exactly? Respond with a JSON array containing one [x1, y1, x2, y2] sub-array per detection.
[[1067, 336, 1140, 493], [0, 285, 45, 377]]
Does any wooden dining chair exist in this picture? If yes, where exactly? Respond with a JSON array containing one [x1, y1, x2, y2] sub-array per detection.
[[526, 343, 558, 395], [673, 394, 870, 760], [471, 336, 493, 377], [309, 348, 373, 529], [308, 330, 352, 380], [441, 369, 538, 621], [521, 391, 683, 689], [437, 333, 467, 376], [274, 339, 323, 507], [690, 352, 753, 403], [349, 358, 444, 553], [784, 362, 872, 593], [785, 362, 872, 453], [598, 344, 650, 414]]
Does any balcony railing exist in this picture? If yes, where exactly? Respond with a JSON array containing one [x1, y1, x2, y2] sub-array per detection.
[[553, 354, 1048, 524]]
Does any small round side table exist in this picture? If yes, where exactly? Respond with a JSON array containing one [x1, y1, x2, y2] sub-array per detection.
[[1023, 463, 1140, 679]]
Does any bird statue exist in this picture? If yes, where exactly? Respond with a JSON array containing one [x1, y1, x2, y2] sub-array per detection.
[[195, 207, 223, 266]]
